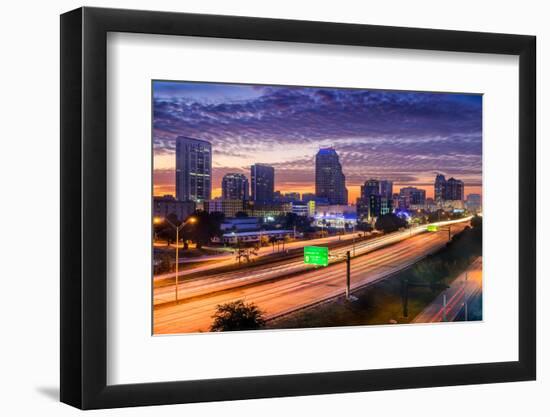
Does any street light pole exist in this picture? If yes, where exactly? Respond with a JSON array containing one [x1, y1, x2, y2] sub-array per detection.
[[154, 216, 196, 304]]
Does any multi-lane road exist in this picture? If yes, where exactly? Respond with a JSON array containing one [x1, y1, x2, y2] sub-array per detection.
[[412, 256, 482, 323], [153, 218, 471, 334], [153, 230, 372, 281]]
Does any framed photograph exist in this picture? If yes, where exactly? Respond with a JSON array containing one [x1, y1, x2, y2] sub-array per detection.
[[60, 7, 536, 409]]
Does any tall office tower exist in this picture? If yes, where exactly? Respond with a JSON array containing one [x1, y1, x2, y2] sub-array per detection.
[[175, 136, 212, 202], [379, 180, 394, 200], [221, 173, 249, 200], [250, 164, 275, 202], [315, 148, 348, 205], [445, 177, 464, 201], [357, 179, 381, 220], [434, 174, 447, 203], [361, 179, 380, 199]]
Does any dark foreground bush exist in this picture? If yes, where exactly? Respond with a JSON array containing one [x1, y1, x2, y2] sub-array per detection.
[[210, 300, 266, 332]]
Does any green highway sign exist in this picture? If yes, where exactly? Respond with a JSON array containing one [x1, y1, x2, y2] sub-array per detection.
[[427, 225, 439, 232], [304, 246, 329, 267]]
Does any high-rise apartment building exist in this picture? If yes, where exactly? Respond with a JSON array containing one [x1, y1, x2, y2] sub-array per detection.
[[357, 178, 393, 220], [175, 136, 212, 202], [445, 177, 464, 201], [250, 164, 275, 202], [221, 173, 249, 201], [361, 179, 380, 199], [434, 174, 447, 204], [379, 180, 393, 200], [399, 187, 426, 208]]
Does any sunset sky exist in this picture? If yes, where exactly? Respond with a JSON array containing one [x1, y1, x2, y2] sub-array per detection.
[[153, 81, 482, 202]]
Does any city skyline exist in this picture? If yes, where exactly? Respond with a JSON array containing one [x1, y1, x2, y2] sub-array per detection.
[[154, 81, 482, 201]]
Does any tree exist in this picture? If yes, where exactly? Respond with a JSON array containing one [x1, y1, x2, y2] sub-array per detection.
[[235, 211, 248, 218], [188, 211, 224, 249], [411, 258, 449, 287], [277, 212, 314, 233], [154, 251, 173, 274], [471, 215, 482, 230], [268, 235, 278, 251], [470, 214, 482, 245], [356, 222, 373, 232], [154, 213, 182, 245], [427, 209, 448, 223], [375, 213, 407, 233], [210, 300, 266, 331], [235, 246, 258, 264]]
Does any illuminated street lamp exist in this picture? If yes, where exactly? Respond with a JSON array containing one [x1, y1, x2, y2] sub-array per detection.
[[154, 215, 197, 303]]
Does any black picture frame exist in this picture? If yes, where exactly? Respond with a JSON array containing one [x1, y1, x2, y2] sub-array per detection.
[[60, 6, 536, 410]]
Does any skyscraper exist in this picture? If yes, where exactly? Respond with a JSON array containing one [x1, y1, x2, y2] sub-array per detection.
[[445, 177, 464, 201], [357, 179, 380, 221], [221, 173, 249, 200], [315, 148, 348, 205], [357, 179, 394, 220], [434, 174, 446, 204], [250, 164, 275, 202], [379, 180, 393, 200], [361, 179, 380, 199], [175, 136, 212, 202]]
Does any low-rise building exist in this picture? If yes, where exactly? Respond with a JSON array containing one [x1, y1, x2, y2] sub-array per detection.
[[441, 200, 465, 211], [153, 195, 196, 222], [245, 201, 292, 219], [314, 212, 357, 230], [204, 199, 245, 218], [221, 229, 295, 245], [220, 217, 261, 233], [290, 200, 316, 217]]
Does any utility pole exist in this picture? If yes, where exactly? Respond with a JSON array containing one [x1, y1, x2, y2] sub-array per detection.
[[346, 250, 351, 300]]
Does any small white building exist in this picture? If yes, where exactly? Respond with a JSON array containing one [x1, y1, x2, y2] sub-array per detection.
[[221, 229, 295, 244]]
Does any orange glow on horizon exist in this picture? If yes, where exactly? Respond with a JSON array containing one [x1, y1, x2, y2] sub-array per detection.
[[154, 182, 482, 202]]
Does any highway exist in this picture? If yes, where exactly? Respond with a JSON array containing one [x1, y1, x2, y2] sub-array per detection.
[[412, 256, 482, 323], [153, 230, 371, 280], [153, 218, 471, 334], [153, 218, 469, 306]]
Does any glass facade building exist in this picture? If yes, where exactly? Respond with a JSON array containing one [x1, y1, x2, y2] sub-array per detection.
[[315, 148, 348, 205], [250, 164, 275, 202], [175, 136, 212, 203]]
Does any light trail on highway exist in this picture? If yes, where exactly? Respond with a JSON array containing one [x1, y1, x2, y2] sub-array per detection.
[[153, 218, 471, 334], [153, 218, 470, 305]]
